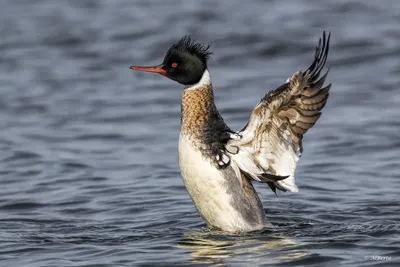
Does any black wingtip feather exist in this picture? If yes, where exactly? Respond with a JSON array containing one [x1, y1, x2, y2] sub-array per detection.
[[260, 173, 290, 182], [267, 182, 278, 196], [306, 31, 331, 83]]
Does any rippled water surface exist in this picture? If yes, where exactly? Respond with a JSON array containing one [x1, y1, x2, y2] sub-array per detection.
[[0, 0, 399, 266]]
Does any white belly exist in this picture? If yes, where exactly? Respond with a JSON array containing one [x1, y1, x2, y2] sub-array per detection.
[[178, 134, 266, 232]]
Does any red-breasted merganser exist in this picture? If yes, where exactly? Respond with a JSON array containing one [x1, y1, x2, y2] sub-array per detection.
[[130, 32, 331, 232]]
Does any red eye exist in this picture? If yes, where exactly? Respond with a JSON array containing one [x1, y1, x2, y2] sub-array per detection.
[[171, 62, 178, 68]]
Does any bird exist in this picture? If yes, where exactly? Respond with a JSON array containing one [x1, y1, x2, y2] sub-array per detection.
[[130, 32, 331, 232]]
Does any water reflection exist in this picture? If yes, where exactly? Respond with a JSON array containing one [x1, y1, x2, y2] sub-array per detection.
[[177, 229, 308, 265]]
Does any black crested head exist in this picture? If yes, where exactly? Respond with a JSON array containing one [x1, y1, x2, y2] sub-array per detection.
[[161, 36, 212, 85], [165, 36, 213, 66], [130, 36, 213, 86]]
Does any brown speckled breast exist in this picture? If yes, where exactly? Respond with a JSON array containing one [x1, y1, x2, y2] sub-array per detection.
[[180, 84, 231, 163]]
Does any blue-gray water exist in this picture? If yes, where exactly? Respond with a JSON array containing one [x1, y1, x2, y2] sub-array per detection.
[[0, 1, 399, 266]]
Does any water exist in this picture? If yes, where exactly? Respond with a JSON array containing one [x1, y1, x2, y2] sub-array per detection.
[[0, 0, 399, 266]]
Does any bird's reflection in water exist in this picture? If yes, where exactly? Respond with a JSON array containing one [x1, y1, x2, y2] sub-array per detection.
[[177, 228, 308, 265]]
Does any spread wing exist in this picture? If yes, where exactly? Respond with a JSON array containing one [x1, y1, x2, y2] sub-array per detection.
[[225, 31, 331, 194]]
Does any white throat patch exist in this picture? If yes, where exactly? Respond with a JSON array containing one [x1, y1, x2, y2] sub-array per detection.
[[185, 70, 211, 90]]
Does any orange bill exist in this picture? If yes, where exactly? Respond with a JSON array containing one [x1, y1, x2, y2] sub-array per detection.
[[130, 64, 167, 75]]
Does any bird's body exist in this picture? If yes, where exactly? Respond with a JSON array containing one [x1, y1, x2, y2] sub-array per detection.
[[178, 70, 267, 231], [130, 32, 331, 232]]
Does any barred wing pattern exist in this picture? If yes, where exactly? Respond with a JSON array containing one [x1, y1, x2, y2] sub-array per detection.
[[226, 32, 331, 193]]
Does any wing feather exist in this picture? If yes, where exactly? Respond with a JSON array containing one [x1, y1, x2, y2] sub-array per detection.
[[226, 31, 331, 193]]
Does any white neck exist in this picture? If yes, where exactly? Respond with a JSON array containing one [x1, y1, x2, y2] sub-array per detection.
[[184, 70, 211, 90]]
